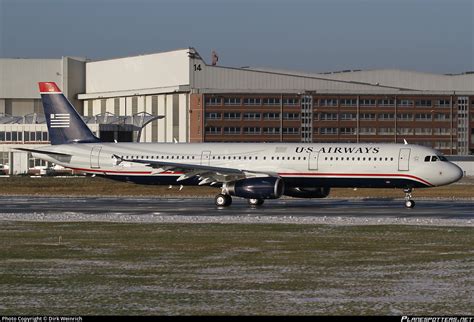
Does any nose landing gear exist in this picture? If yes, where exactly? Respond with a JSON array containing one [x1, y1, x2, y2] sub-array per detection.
[[404, 188, 415, 208]]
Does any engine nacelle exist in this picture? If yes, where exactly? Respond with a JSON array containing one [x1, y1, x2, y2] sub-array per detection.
[[226, 177, 284, 199], [283, 186, 331, 199]]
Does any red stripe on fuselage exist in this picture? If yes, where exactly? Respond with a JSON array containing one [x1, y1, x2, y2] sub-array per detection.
[[67, 166, 433, 186]]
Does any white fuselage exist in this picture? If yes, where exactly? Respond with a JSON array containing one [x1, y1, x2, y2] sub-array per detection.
[[34, 142, 463, 189]]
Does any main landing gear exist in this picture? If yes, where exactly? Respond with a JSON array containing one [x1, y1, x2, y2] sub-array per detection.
[[248, 198, 264, 207], [214, 194, 265, 207], [215, 193, 232, 207], [404, 188, 416, 208]]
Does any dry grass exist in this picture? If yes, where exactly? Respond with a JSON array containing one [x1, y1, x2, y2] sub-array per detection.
[[1, 222, 472, 315], [0, 175, 473, 199]]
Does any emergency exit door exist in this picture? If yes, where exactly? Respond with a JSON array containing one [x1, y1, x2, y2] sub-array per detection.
[[201, 151, 211, 166]]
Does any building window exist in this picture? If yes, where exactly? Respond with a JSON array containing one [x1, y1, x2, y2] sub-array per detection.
[[283, 128, 299, 134], [378, 99, 395, 106], [378, 113, 394, 120], [243, 112, 261, 120], [205, 97, 221, 105], [360, 99, 376, 106], [434, 113, 450, 121], [433, 128, 451, 135], [243, 127, 261, 134], [320, 113, 338, 121], [397, 113, 413, 121], [399, 99, 414, 107], [436, 99, 450, 107], [415, 99, 432, 107], [283, 98, 299, 105], [415, 113, 432, 121], [224, 127, 240, 135], [359, 128, 376, 135], [340, 113, 356, 121], [0, 152, 9, 167], [114, 98, 120, 115], [398, 128, 413, 135], [263, 98, 281, 105], [340, 127, 355, 135], [377, 128, 394, 135], [414, 128, 432, 135], [224, 97, 241, 105], [264, 127, 280, 134], [223, 112, 241, 120], [320, 128, 338, 135], [205, 127, 221, 134], [340, 98, 357, 107], [131, 97, 138, 115], [263, 112, 280, 120], [205, 112, 221, 120], [243, 98, 261, 105], [283, 113, 300, 120], [319, 98, 338, 107], [359, 113, 376, 120]]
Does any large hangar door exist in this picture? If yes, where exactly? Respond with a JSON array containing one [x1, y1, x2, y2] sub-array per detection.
[[90, 146, 102, 169]]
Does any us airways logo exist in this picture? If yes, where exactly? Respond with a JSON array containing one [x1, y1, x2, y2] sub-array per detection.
[[296, 146, 380, 154], [50, 113, 70, 128]]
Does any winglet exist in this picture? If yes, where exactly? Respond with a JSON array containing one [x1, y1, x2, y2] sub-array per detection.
[[39, 82, 62, 93], [403, 139, 408, 145]]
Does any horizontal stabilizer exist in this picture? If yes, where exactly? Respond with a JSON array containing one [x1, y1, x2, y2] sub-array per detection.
[[15, 148, 71, 157]]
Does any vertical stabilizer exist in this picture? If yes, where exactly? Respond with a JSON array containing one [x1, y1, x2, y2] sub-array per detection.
[[39, 82, 100, 145]]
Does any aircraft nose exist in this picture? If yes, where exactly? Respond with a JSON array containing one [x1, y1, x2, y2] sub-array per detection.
[[449, 163, 464, 183]]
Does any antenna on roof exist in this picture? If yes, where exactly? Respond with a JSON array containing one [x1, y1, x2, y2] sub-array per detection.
[[211, 50, 219, 66]]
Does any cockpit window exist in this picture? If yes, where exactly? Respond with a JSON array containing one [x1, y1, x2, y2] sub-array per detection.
[[431, 156, 438, 162], [424, 156, 431, 162], [437, 155, 448, 161]]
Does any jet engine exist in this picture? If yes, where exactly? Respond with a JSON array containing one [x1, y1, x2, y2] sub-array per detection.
[[226, 177, 284, 199], [283, 186, 331, 198]]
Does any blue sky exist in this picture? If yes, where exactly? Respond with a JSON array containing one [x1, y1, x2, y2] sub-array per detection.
[[0, 0, 472, 74]]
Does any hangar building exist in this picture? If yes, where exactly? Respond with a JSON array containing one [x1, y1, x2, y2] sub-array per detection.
[[1, 47, 473, 174]]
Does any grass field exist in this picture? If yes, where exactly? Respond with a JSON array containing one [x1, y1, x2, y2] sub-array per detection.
[[1, 175, 473, 199], [0, 222, 472, 315]]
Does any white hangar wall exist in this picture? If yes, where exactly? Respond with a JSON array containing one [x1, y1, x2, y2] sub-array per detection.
[[85, 49, 191, 94]]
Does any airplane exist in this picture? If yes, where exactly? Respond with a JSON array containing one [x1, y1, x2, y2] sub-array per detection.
[[18, 82, 464, 208]]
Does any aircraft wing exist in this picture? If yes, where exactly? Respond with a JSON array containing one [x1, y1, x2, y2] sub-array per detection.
[[113, 154, 276, 185]]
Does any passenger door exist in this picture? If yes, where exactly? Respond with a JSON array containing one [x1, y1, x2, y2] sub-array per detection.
[[308, 151, 319, 170], [90, 146, 102, 169], [398, 148, 411, 171]]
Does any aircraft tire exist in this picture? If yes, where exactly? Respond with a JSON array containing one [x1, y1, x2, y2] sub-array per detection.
[[405, 200, 415, 208], [248, 198, 264, 206], [215, 194, 232, 207]]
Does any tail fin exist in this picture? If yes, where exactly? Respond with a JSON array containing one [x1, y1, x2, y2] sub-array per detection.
[[39, 82, 100, 145]]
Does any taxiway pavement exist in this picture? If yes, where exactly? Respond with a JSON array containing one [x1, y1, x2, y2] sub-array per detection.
[[0, 196, 472, 226]]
